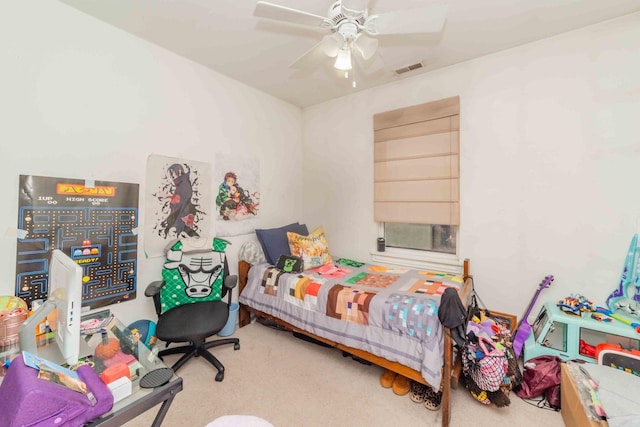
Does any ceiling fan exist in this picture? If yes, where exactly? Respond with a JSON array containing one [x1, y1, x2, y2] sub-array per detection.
[[253, 0, 448, 75]]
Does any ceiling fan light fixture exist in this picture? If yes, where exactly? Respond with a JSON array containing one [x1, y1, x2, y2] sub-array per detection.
[[334, 47, 352, 70], [354, 34, 378, 61], [321, 32, 344, 58]]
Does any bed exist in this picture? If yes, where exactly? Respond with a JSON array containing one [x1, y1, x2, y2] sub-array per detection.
[[236, 229, 472, 427]]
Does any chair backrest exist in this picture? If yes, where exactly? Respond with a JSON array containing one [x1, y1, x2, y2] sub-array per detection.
[[160, 237, 230, 314]]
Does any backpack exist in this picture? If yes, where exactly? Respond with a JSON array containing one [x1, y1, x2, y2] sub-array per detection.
[[515, 355, 562, 409], [160, 237, 230, 314]]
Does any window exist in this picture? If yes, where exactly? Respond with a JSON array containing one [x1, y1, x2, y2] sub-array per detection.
[[578, 327, 640, 359], [532, 307, 550, 341], [373, 97, 460, 262], [384, 223, 456, 254], [541, 321, 567, 353]]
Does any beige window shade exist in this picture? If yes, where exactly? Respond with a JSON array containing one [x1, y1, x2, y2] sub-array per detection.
[[373, 96, 460, 226]]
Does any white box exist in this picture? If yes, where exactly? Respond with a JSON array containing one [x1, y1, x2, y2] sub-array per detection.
[[107, 376, 132, 403]]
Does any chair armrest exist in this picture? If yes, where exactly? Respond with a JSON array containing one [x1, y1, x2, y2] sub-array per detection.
[[224, 275, 238, 290], [145, 281, 165, 315], [145, 280, 165, 298]]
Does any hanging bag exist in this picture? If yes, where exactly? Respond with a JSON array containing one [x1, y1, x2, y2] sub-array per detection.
[[463, 334, 508, 392]]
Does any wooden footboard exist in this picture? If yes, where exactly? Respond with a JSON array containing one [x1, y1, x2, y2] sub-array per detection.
[[238, 259, 472, 427]]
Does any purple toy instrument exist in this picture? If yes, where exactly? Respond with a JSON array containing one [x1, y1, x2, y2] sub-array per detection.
[[512, 275, 554, 358]]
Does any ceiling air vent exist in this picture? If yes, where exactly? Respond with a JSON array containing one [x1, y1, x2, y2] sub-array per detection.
[[395, 62, 424, 75]]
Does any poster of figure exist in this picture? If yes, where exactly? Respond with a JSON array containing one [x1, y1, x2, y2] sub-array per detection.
[[16, 175, 139, 310], [145, 154, 211, 257], [214, 153, 260, 237]]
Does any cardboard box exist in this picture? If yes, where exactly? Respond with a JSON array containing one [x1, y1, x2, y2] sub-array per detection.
[[560, 363, 608, 427]]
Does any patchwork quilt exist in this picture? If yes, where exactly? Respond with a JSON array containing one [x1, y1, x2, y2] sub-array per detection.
[[239, 258, 464, 388]]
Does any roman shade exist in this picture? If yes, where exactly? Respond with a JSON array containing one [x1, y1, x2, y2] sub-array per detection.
[[373, 96, 460, 226]]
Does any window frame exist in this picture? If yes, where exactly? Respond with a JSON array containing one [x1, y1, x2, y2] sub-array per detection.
[[371, 224, 462, 274], [372, 96, 461, 273]]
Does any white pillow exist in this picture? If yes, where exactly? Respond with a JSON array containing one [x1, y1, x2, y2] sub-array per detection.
[[238, 241, 267, 265]]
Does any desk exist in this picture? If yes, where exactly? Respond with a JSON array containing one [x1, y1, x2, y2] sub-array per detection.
[[87, 376, 182, 426], [39, 312, 183, 426]]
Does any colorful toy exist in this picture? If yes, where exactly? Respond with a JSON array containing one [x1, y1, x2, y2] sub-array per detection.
[[606, 233, 640, 319], [94, 337, 136, 368], [512, 275, 554, 358], [557, 294, 594, 315], [578, 365, 607, 420], [590, 312, 612, 322], [523, 301, 640, 363], [0, 296, 28, 352], [595, 306, 640, 333], [126, 319, 157, 349], [596, 343, 640, 377]]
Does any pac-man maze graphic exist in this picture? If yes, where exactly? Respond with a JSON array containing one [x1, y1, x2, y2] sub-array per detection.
[[16, 206, 138, 310]]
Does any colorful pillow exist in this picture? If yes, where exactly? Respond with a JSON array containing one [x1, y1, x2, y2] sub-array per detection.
[[255, 222, 309, 265], [287, 226, 332, 270]]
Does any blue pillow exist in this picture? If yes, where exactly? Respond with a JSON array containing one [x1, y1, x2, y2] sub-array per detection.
[[256, 222, 309, 265]]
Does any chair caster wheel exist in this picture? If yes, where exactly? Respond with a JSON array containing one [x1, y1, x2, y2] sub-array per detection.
[[234, 343, 240, 350], [215, 372, 224, 382]]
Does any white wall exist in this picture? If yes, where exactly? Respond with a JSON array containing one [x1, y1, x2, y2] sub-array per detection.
[[302, 12, 640, 319], [3, 3, 640, 328], [0, 2, 303, 325]]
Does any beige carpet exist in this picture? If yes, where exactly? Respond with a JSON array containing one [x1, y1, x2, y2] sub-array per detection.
[[124, 322, 565, 427]]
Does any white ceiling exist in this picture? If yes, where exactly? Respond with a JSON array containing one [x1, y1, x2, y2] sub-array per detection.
[[58, 0, 640, 108]]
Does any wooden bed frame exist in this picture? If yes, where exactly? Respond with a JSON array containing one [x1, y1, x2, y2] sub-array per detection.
[[237, 259, 472, 427]]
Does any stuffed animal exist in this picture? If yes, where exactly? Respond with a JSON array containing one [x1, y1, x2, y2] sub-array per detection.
[[94, 337, 120, 360], [94, 337, 136, 367], [479, 319, 497, 337]]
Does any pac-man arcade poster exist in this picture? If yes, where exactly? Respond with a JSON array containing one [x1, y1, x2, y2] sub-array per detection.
[[16, 175, 139, 310]]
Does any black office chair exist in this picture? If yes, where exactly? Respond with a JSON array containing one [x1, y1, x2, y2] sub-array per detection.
[[145, 274, 240, 382]]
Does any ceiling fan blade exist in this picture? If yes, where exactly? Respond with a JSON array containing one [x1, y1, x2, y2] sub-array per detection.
[[289, 40, 330, 70], [353, 34, 378, 61], [321, 33, 345, 58], [341, 0, 369, 17], [365, 3, 448, 35], [353, 50, 385, 75], [254, 1, 332, 29]]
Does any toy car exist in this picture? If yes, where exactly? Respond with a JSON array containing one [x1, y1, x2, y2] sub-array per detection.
[[523, 301, 640, 363]]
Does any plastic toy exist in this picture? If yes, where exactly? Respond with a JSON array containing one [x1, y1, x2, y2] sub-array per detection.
[[512, 275, 554, 358], [0, 296, 28, 351], [126, 320, 157, 349], [523, 301, 640, 363], [595, 306, 640, 333], [557, 294, 594, 315], [595, 343, 640, 377], [590, 312, 612, 322], [606, 233, 640, 319], [578, 365, 607, 420]]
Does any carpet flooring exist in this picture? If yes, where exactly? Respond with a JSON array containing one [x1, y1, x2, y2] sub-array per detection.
[[123, 322, 565, 427]]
